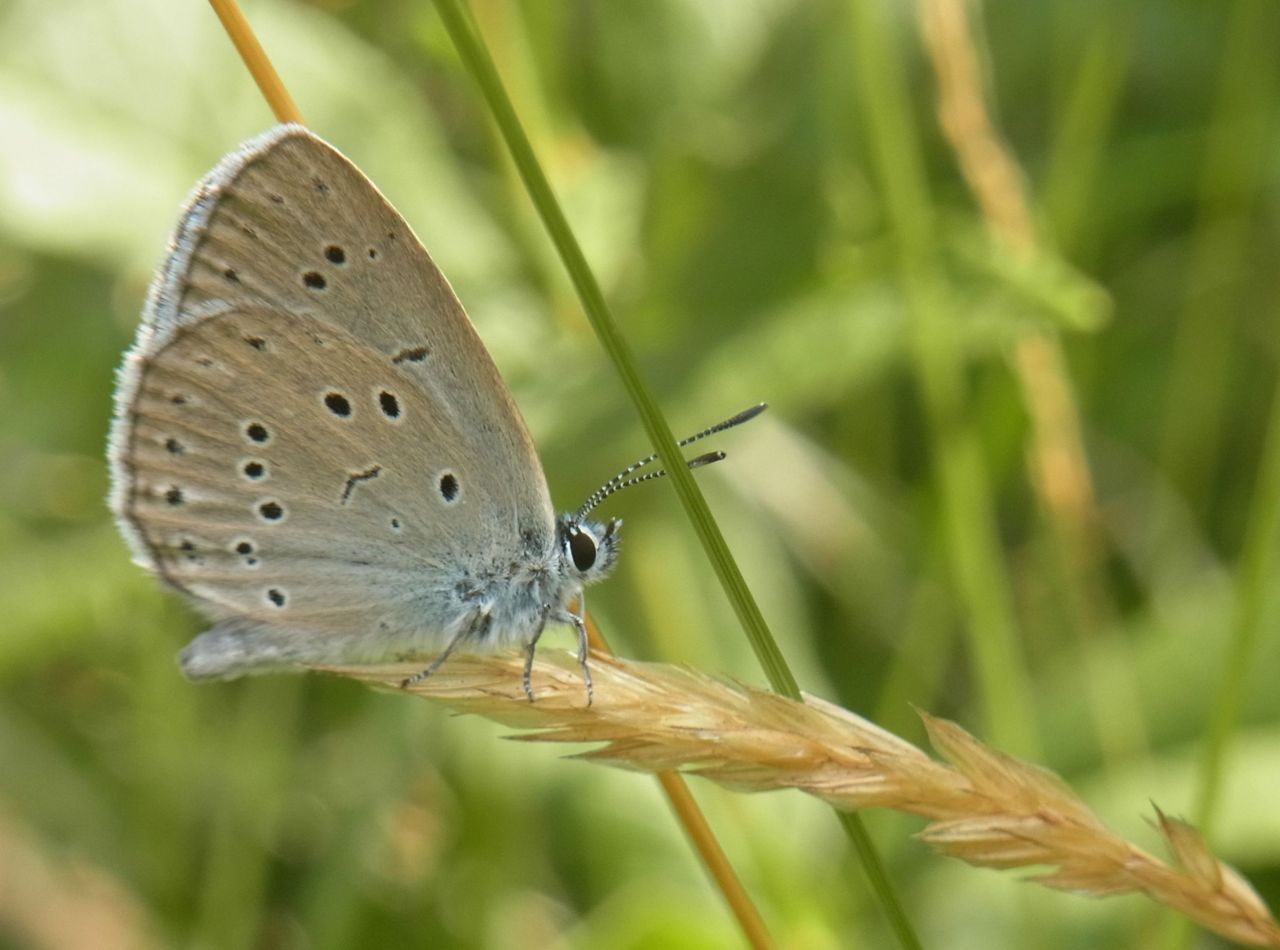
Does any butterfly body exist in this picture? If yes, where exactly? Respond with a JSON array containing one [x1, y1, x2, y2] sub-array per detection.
[[109, 125, 618, 684]]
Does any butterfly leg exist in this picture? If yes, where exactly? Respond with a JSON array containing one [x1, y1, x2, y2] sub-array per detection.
[[542, 600, 594, 705], [570, 611, 594, 707], [565, 593, 593, 706], [400, 609, 488, 689], [522, 609, 551, 703]]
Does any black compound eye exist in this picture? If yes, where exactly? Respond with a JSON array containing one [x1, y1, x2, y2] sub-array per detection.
[[568, 528, 597, 572]]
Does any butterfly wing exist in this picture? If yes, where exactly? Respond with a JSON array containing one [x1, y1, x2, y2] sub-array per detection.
[[110, 125, 556, 672]]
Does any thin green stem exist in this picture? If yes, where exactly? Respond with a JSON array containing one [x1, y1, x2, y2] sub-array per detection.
[[1041, 7, 1135, 259], [1158, 0, 1276, 514], [1162, 8, 1280, 946], [1195, 374, 1280, 831], [1162, 340, 1280, 950], [431, 2, 922, 946]]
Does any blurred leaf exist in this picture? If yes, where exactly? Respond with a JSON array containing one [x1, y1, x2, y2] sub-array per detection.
[[947, 221, 1114, 335]]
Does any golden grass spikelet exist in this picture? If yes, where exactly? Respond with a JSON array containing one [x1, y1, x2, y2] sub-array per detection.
[[326, 651, 1280, 947]]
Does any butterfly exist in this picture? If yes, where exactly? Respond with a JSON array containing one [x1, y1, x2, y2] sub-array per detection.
[[109, 124, 761, 701]]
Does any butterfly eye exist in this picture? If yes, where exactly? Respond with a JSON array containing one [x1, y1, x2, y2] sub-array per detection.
[[567, 527, 597, 572]]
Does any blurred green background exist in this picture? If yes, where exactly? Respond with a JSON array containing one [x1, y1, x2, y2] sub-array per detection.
[[2, 0, 1279, 946]]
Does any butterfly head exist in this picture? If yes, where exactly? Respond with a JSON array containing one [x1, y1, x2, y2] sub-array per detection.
[[556, 514, 621, 584], [556, 405, 769, 588]]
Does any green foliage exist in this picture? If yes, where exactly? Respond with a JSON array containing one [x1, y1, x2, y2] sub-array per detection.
[[1, 0, 1277, 946]]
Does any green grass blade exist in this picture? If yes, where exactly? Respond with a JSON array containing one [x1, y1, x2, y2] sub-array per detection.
[[430, 2, 922, 946], [431, 0, 797, 700], [1195, 371, 1280, 831]]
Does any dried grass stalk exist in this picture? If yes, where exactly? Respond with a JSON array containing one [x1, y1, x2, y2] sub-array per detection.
[[326, 651, 1280, 947]]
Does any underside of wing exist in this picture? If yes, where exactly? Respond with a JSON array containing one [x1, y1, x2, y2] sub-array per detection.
[[111, 305, 547, 646], [127, 124, 554, 548]]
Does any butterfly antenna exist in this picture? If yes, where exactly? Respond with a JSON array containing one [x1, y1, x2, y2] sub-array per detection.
[[576, 403, 766, 518]]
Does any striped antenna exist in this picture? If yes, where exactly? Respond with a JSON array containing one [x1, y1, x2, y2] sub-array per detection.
[[576, 403, 767, 519]]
